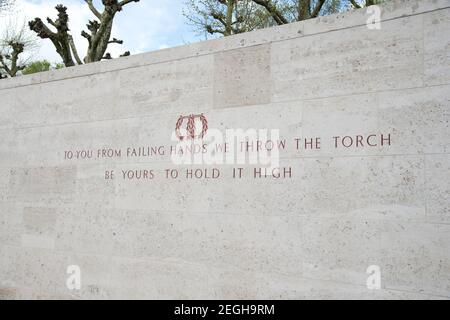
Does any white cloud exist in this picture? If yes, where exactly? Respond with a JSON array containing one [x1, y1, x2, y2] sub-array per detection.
[[0, 0, 200, 63]]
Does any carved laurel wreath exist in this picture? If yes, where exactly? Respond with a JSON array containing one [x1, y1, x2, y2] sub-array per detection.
[[175, 113, 208, 141]]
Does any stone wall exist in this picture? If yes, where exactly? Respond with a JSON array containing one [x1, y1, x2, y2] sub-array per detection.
[[0, 0, 449, 299]]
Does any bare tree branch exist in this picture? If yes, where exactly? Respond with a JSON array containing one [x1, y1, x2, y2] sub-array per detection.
[[0, 41, 24, 77], [28, 18, 57, 39], [46, 18, 57, 28], [118, 0, 140, 7], [30, 1, 140, 65], [85, 0, 101, 19], [81, 30, 91, 42], [108, 37, 123, 44], [211, 11, 227, 27], [206, 25, 226, 35], [68, 35, 83, 65], [29, 5, 76, 66], [311, 0, 327, 18], [0, 54, 11, 75], [349, 0, 362, 9], [252, 0, 288, 25], [1, 15, 39, 77]]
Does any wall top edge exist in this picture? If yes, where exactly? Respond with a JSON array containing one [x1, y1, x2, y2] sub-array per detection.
[[0, 0, 448, 91]]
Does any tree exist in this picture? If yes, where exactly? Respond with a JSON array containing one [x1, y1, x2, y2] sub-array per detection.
[[0, 17, 38, 78], [250, 0, 385, 24], [184, 0, 277, 38], [28, 0, 140, 67], [250, 0, 345, 24], [0, 41, 23, 77], [23, 59, 51, 74], [21, 60, 64, 75], [184, 0, 361, 38], [0, 0, 15, 14]]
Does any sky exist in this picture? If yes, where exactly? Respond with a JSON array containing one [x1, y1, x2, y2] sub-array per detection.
[[0, 0, 203, 63]]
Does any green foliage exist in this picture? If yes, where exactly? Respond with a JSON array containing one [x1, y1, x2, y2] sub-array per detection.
[[54, 62, 64, 70], [22, 60, 50, 75], [22, 60, 64, 75]]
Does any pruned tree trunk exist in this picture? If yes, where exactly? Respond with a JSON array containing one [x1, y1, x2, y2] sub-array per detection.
[[29, 0, 140, 67], [1, 16, 38, 78], [224, 0, 235, 36], [28, 5, 76, 66], [298, 0, 311, 20], [0, 41, 25, 77], [84, 0, 140, 62]]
